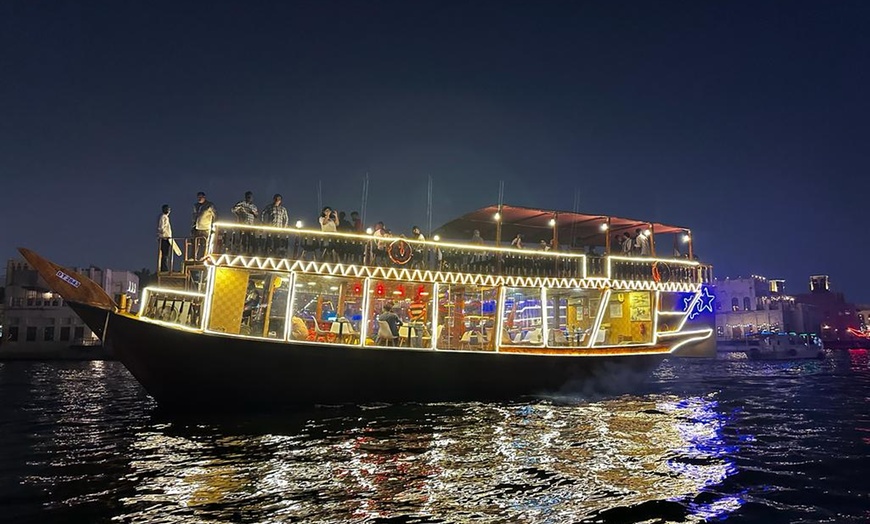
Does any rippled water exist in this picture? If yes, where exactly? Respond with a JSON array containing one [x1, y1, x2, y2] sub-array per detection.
[[0, 351, 868, 523]]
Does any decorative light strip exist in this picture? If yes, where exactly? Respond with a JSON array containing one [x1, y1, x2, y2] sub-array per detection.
[[495, 286, 506, 352], [211, 222, 587, 259], [652, 290, 661, 345], [607, 255, 700, 267], [587, 289, 611, 348], [359, 277, 371, 346], [141, 287, 206, 298], [541, 287, 549, 348], [137, 315, 204, 333], [201, 265, 217, 332], [208, 254, 702, 292], [666, 328, 713, 354], [282, 272, 296, 342], [657, 328, 713, 338]]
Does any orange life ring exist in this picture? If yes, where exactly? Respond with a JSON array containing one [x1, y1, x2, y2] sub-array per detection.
[[387, 239, 413, 265], [652, 262, 661, 282]]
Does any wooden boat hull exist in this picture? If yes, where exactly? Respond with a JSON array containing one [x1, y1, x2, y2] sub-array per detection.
[[70, 302, 666, 411]]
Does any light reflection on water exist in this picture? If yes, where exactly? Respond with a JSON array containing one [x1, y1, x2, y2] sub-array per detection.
[[0, 352, 868, 523], [113, 396, 732, 523]]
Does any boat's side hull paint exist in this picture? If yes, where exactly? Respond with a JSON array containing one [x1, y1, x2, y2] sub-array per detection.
[[71, 303, 665, 410]]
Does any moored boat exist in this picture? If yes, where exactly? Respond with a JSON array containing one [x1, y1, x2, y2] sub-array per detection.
[[717, 333, 825, 360], [20, 204, 716, 410]]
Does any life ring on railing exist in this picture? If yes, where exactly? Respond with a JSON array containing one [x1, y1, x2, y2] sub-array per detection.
[[387, 239, 413, 265], [651, 261, 670, 283]]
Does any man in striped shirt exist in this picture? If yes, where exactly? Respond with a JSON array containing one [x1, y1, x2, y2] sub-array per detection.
[[261, 194, 289, 228], [231, 191, 258, 224]]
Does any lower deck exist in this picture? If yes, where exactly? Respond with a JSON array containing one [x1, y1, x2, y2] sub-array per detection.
[[139, 265, 712, 357]]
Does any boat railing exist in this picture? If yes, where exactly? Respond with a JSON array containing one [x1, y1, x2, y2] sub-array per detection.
[[206, 223, 706, 284]]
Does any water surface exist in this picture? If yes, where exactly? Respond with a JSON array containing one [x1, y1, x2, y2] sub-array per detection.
[[1, 351, 868, 523]]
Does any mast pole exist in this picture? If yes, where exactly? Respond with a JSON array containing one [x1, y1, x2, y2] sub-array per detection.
[[427, 175, 433, 237]]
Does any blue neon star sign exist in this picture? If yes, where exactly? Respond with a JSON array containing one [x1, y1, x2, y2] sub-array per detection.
[[683, 287, 715, 320]]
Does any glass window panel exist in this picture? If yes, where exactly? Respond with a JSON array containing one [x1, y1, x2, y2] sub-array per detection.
[[366, 279, 434, 348], [291, 274, 365, 345], [438, 284, 499, 351], [594, 290, 654, 346], [545, 288, 604, 347], [501, 287, 544, 346], [208, 268, 289, 339]]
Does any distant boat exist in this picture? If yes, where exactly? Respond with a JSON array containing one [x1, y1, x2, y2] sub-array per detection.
[[717, 333, 825, 360], [20, 204, 716, 411]]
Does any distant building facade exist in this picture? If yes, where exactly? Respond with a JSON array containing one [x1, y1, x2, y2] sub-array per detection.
[[714, 275, 819, 339], [1, 259, 138, 355], [793, 275, 859, 342]]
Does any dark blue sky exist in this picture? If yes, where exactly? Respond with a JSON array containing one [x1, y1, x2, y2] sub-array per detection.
[[2, 1, 868, 301]]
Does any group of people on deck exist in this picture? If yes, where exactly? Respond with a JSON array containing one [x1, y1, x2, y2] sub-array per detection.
[[615, 229, 652, 257], [156, 190, 427, 272], [157, 190, 690, 273]]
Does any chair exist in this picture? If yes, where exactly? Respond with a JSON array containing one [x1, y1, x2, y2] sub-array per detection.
[[312, 321, 335, 342], [521, 328, 543, 344], [376, 320, 397, 346], [398, 325, 416, 347], [550, 328, 569, 346], [330, 319, 358, 344], [422, 325, 442, 348]]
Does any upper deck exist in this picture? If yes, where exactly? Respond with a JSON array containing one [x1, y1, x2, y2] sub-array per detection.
[[201, 222, 711, 293]]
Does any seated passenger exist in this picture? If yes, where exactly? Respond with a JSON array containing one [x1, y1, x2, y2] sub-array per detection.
[[290, 316, 310, 340], [377, 302, 402, 337]]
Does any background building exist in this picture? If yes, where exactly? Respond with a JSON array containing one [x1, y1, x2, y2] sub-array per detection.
[[1, 259, 138, 357], [714, 275, 819, 339], [793, 275, 859, 342]]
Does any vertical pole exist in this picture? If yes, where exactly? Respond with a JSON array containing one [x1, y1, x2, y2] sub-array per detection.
[[604, 217, 611, 255], [649, 223, 656, 257], [687, 230, 694, 260], [552, 213, 558, 249], [360, 173, 369, 230], [427, 175, 433, 237], [317, 180, 323, 216]]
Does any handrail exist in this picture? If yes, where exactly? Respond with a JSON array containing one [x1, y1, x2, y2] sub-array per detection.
[[204, 222, 709, 285]]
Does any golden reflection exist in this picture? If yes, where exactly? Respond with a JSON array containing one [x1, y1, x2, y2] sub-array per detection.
[[113, 397, 738, 522]]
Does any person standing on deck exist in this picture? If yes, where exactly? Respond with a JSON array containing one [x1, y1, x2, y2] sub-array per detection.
[[231, 191, 258, 224], [261, 194, 289, 228], [621, 232, 633, 255], [635, 228, 651, 256], [319, 207, 338, 232], [157, 204, 173, 272], [470, 229, 484, 245], [337, 211, 354, 232], [510, 233, 524, 249], [192, 192, 217, 259], [351, 211, 362, 232]]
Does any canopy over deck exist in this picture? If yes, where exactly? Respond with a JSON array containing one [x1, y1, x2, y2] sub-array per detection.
[[433, 204, 689, 247]]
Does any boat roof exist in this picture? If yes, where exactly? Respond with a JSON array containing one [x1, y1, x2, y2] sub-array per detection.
[[434, 204, 688, 246]]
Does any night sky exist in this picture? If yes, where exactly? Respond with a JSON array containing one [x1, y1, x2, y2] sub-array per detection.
[[2, 1, 868, 301]]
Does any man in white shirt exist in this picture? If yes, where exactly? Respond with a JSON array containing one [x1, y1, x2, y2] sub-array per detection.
[[621, 232, 633, 255], [635, 228, 651, 256], [157, 204, 173, 272]]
